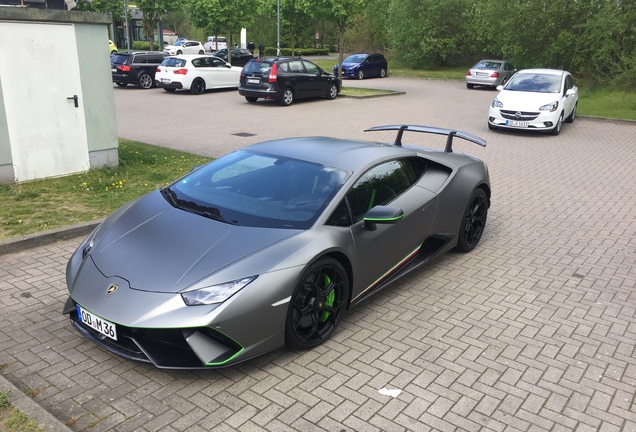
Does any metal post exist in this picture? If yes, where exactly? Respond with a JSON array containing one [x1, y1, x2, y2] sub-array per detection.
[[276, 0, 280, 56], [124, 0, 130, 51]]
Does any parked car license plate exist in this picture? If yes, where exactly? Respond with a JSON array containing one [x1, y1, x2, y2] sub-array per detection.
[[160, 79, 171, 84], [76, 305, 117, 340], [506, 120, 529, 127], [247, 78, 260, 84], [111, 68, 116, 73]]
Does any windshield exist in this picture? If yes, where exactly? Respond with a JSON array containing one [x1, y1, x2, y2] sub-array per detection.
[[162, 150, 350, 229], [504, 73, 561, 93], [160, 58, 186, 67], [344, 54, 367, 63]]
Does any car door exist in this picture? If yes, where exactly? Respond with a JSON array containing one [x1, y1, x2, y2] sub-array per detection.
[[286, 59, 309, 97], [194, 57, 217, 88], [365, 55, 378, 77], [212, 57, 238, 87], [562, 73, 577, 117], [302, 60, 329, 97], [339, 158, 438, 301]]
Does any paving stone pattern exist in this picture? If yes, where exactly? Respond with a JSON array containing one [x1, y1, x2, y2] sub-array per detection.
[[1, 76, 635, 431]]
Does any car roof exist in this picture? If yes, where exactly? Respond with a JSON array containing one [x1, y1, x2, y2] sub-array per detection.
[[244, 136, 418, 172], [515, 68, 567, 75]]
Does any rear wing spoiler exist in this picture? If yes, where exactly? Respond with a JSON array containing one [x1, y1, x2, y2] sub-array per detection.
[[364, 124, 486, 153]]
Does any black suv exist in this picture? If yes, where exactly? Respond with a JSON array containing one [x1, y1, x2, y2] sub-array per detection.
[[111, 52, 169, 89], [239, 57, 340, 106]]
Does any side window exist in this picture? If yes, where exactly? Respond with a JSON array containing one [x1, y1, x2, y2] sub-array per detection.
[[192, 58, 202, 67], [303, 61, 319, 74], [278, 62, 290, 73], [211, 58, 225, 67], [134, 55, 147, 64], [288, 60, 304, 73], [346, 159, 415, 223], [326, 199, 352, 227]]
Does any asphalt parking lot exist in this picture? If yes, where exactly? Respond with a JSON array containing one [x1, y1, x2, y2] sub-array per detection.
[[1, 75, 635, 432]]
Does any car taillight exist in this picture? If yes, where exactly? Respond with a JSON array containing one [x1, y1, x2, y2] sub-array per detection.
[[491, 71, 499, 78], [268, 63, 277, 83], [117, 65, 130, 72], [173, 69, 188, 75], [156, 67, 161, 73], [466, 70, 471, 76]]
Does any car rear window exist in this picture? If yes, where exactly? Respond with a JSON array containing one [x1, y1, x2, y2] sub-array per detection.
[[160, 58, 186, 68], [111, 54, 130, 65], [243, 61, 271, 74]]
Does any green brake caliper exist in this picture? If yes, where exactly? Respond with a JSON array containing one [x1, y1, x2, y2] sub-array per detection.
[[320, 273, 335, 322]]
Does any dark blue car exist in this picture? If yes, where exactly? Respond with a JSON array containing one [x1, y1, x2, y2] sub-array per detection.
[[334, 53, 388, 80]]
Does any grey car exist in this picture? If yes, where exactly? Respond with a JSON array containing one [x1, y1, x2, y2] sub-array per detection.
[[466, 59, 516, 89], [63, 125, 491, 369]]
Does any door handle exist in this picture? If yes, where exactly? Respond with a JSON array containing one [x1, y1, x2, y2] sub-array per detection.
[[67, 95, 79, 108]]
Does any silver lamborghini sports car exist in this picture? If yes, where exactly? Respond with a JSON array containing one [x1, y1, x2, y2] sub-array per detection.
[[63, 125, 491, 369]]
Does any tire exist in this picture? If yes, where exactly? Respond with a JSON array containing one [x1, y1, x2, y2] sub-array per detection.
[[198, 50, 204, 54], [327, 84, 338, 100], [115, 82, 127, 87], [565, 103, 577, 123], [190, 78, 205, 95], [245, 96, 258, 103], [177, 50, 183, 55], [456, 188, 488, 252], [380, 68, 386, 78], [137, 73, 153, 89], [279, 88, 294, 106], [285, 257, 349, 349], [466, 83, 474, 89], [551, 113, 563, 135], [163, 88, 176, 93], [357, 69, 364, 80]]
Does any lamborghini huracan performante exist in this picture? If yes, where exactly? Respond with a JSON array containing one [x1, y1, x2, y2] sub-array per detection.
[[63, 125, 491, 369]]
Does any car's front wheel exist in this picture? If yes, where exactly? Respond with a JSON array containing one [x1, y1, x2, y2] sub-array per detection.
[[245, 96, 258, 103], [176, 50, 183, 55], [285, 257, 349, 349], [190, 78, 205, 95], [551, 113, 564, 135], [198, 50, 204, 54], [327, 84, 338, 100], [565, 103, 577, 123], [357, 69, 364, 80], [456, 188, 488, 252], [280, 88, 294, 106], [138, 73, 153, 89]]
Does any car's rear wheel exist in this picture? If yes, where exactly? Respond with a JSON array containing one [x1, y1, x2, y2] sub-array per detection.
[[245, 96, 258, 103], [565, 103, 577, 123], [115, 82, 127, 87], [456, 188, 488, 252], [327, 84, 338, 100], [286, 257, 349, 349], [380, 68, 387, 78], [551, 113, 563, 135], [357, 69, 364, 80], [190, 78, 205, 95], [163, 88, 176, 93], [177, 50, 183, 55], [138, 73, 153, 89], [467, 83, 474, 89], [280, 88, 294, 106]]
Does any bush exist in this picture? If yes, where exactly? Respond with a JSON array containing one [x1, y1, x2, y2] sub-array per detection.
[[132, 41, 161, 51], [264, 47, 330, 57]]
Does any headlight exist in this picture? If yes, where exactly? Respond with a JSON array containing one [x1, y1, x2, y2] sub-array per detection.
[[491, 97, 503, 108], [539, 101, 559, 112], [181, 276, 257, 306]]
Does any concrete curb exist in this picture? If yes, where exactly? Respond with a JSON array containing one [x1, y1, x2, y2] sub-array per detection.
[[339, 90, 406, 99], [0, 220, 103, 256], [0, 374, 73, 432]]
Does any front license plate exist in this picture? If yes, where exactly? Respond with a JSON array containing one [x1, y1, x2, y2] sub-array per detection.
[[76, 305, 117, 341], [506, 120, 529, 127], [160, 78, 171, 84], [247, 78, 260, 84]]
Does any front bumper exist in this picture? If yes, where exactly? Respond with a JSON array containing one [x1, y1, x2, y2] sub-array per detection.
[[488, 107, 559, 132]]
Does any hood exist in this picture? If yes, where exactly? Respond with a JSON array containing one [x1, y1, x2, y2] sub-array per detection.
[[496, 90, 560, 111], [91, 191, 300, 294]]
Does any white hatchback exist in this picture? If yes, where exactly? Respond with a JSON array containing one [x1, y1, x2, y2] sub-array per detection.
[[488, 69, 578, 135], [155, 55, 243, 95], [163, 40, 205, 56]]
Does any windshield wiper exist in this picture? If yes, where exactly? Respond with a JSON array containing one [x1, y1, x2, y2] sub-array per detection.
[[161, 187, 179, 207], [182, 202, 237, 225]]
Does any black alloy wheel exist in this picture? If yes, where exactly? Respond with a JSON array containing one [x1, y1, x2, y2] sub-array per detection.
[[456, 188, 488, 252], [190, 78, 205, 95], [286, 257, 349, 349]]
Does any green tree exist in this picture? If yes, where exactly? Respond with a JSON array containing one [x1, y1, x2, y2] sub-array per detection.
[[186, 0, 256, 63], [136, 0, 180, 51]]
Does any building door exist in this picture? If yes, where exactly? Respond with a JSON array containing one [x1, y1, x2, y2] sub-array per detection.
[[0, 22, 89, 182]]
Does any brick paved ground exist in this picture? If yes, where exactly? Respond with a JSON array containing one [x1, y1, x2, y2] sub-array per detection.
[[1, 76, 635, 431]]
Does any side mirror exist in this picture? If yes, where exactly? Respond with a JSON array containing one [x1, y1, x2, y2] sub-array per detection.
[[363, 206, 404, 231], [566, 88, 576, 96], [496, 85, 504, 91]]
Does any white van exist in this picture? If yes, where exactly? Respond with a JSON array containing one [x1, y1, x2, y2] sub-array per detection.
[[204, 36, 227, 52]]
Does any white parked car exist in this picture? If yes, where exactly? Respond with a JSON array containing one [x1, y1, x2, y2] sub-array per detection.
[[204, 36, 227, 52], [155, 55, 243, 95], [488, 69, 578, 135], [163, 40, 205, 56]]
